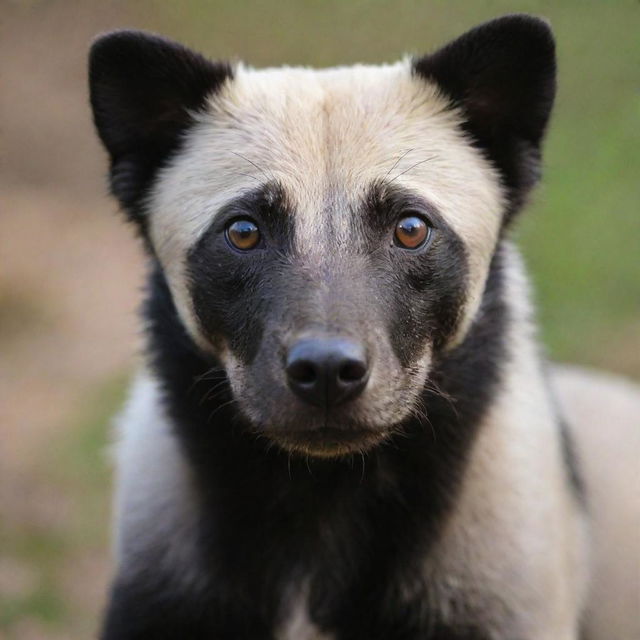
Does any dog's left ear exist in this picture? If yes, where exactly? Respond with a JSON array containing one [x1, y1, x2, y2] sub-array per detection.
[[89, 30, 232, 230], [414, 14, 556, 216]]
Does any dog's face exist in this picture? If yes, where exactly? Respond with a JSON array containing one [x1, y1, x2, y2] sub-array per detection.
[[152, 65, 503, 455], [90, 16, 555, 456]]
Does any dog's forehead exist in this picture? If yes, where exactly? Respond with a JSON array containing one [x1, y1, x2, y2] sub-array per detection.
[[149, 60, 504, 269]]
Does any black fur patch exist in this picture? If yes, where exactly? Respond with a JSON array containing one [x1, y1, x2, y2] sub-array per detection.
[[188, 180, 468, 373], [101, 246, 508, 638], [89, 30, 232, 235], [413, 14, 556, 220], [364, 182, 469, 359], [188, 182, 295, 364], [542, 364, 587, 506], [558, 417, 586, 505]]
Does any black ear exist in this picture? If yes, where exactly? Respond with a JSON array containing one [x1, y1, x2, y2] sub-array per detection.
[[89, 30, 232, 229], [413, 15, 556, 217]]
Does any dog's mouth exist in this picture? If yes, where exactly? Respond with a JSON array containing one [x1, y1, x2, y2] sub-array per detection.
[[265, 426, 388, 458]]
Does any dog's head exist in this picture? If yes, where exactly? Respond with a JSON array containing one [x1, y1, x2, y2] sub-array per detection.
[[90, 15, 555, 457]]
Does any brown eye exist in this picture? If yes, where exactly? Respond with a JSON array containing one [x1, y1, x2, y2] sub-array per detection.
[[394, 215, 430, 249], [226, 219, 260, 251]]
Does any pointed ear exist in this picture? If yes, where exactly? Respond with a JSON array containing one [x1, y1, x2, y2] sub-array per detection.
[[413, 14, 556, 216], [89, 30, 232, 229]]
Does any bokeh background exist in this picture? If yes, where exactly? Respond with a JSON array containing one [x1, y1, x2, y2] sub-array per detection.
[[1, 1, 638, 637]]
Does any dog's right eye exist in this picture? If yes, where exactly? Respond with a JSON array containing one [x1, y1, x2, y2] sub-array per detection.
[[394, 215, 431, 250], [226, 219, 261, 251]]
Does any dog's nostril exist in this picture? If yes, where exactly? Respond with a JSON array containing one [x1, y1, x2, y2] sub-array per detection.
[[285, 338, 370, 408], [287, 360, 317, 385], [338, 360, 368, 383]]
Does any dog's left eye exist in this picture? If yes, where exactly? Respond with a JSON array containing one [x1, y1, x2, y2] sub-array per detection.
[[394, 215, 431, 250], [226, 219, 261, 251]]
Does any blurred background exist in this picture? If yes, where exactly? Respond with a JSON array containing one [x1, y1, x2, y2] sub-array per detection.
[[1, 0, 638, 637]]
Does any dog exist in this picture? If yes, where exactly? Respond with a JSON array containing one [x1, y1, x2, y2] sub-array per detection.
[[89, 14, 640, 639]]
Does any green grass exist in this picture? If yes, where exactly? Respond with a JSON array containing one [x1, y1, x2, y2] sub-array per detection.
[[0, 531, 68, 629]]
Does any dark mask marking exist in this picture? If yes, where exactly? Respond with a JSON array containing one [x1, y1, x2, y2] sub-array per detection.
[[188, 182, 295, 364], [362, 182, 469, 362]]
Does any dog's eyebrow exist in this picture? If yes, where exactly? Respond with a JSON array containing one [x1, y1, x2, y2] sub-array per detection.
[[229, 151, 275, 184], [361, 180, 445, 231], [198, 180, 296, 246]]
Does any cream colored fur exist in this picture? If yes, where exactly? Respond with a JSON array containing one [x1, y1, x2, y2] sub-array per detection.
[[419, 246, 589, 638], [552, 366, 640, 640]]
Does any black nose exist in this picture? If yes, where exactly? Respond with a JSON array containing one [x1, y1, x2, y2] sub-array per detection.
[[285, 338, 370, 409]]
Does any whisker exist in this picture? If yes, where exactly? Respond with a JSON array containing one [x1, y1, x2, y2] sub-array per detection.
[[424, 379, 460, 420], [382, 148, 415, 181], [389, 156, 437, 183], [232, 171, 261, 184], [207, 398, 238, 423], [192, 366, 226, 385], [411, 399, 437, 443], [189, 367, 226, 395], [199, 381, 232, 406], [230, 151, 273, 183]]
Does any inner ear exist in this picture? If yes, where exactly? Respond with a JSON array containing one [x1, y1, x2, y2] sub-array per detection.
[[413, 14, 556, 216], [89, 30, 232, 230]]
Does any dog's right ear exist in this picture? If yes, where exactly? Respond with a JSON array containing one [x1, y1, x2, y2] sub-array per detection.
[[89, 30, 232, 231]]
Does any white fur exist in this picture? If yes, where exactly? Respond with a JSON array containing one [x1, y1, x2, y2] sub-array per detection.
[[113, 372, 206, 591], [552, 365, 640, 640], [418, 245, 589, 637]]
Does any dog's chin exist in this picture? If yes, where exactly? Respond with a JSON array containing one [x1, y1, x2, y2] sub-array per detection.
[[239, 390, 410, 458], [263, 426, 390, 459]]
